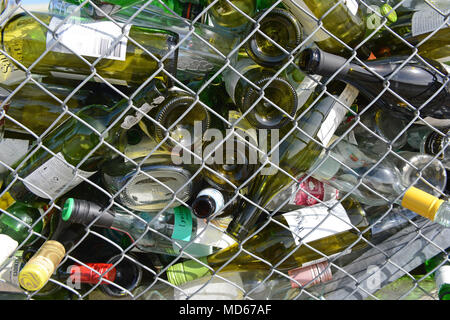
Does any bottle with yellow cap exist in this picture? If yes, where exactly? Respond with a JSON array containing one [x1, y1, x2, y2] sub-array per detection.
[[308, 137, 450, 227], [17, 208, 86, 292]]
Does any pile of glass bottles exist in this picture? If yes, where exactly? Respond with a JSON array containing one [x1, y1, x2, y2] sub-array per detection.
[[0, 0, 448, 300]]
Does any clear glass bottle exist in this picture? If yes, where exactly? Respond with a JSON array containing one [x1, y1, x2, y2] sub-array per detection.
[[308, 137, 450, 227], [351, 106, 409, 154], [394, 151, 447, 197]]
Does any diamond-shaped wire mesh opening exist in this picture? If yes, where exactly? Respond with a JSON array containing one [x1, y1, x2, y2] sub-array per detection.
[[0, 0, 448, 301]]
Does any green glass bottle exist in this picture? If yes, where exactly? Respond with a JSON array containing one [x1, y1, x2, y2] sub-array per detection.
[[2, 77, 124, 136], [138, 87, 211, 150], [2, 79, 168, 209], [0, 202, 44, 245], [281, 0, 397, 57], [223, 57, 298, 129], [0, 7, 179, 86], [244, 7, 302, 67]]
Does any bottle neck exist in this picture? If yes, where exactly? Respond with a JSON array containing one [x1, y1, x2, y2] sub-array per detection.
[[192, 188, 226, 219], [299, 48, 371, 81]]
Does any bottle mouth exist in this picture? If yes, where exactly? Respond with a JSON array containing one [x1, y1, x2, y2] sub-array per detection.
[[243, 77, 298, 129], [297, 48, 319, 73], [61, 198, 75, 222], [155, 95, 211, 149], [192, 196, 216, 219], [245, 8, 302, 67], [100, 254, 143, 297]]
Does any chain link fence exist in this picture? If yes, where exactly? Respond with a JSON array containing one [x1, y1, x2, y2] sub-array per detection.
[[0, 0, 449, 300]]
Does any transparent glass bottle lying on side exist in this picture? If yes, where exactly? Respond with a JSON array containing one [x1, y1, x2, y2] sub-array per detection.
[[308, 137, 450, 227]]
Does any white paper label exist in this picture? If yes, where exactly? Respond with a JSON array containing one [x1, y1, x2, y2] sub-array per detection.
[[23, 152, 96, 199], [412, 9, 447, 37], [0, 235, 18, 267], [436, 265, 450, 288], [0, 138, 29, 174], [194, 219, 236, 249], [282, 200, 352, 245], [344, 0, 359, 16], [317, 84, 359, 146], [0, 258, 22, 293], [121, 97, 166, 130], [0, 53, 27, 85], [47, 17, 130, 61]]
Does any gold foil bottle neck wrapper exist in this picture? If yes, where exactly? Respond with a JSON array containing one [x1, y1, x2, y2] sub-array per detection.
[[18, 240, 66, 291]]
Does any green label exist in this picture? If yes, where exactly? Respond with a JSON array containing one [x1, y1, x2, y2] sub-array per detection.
[[172, 206, 193, 242]]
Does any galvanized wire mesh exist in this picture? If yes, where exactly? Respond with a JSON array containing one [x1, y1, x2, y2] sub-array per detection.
[[0, 0, 449, 300]]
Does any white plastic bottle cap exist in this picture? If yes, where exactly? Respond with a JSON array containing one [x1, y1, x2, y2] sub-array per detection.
[[0, 234, 19, 266]]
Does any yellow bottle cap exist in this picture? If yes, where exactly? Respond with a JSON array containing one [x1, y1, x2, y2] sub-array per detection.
[[18, 240, 65, 291], [0, 191, 16, 210], [401, 187, 444, 221]]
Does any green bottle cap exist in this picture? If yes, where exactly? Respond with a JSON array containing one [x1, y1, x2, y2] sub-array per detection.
[[381, 4, 397, 23], [61, 198, 74, 221], [166, 257, 211, 286]]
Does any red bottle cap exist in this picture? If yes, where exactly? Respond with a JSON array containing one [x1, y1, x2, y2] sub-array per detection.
[[288, 261, 332, 288]]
